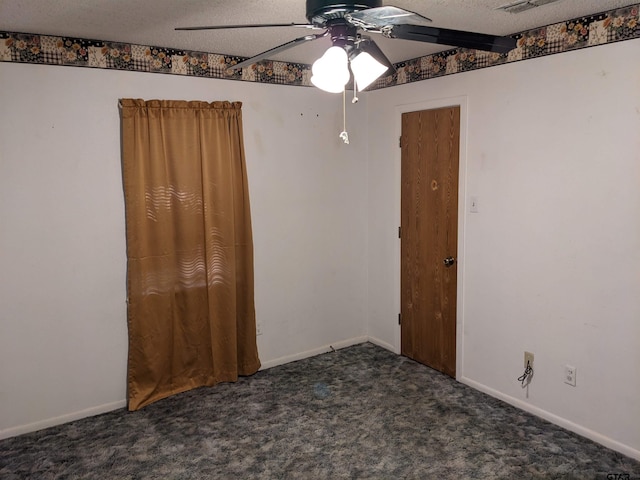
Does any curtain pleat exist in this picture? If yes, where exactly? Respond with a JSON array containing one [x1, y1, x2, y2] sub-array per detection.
[[120, 99, 260, 411]]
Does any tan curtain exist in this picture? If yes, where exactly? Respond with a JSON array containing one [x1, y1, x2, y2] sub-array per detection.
[[120, 99, 260, 411]]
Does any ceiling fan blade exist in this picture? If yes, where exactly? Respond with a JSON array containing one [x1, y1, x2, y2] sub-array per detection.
[[176, 23, 317, 31], [388, 24, 516, 54], [229, 32, 328, 70], [357, 37, 396, 75], [346, 6, 432, 29]]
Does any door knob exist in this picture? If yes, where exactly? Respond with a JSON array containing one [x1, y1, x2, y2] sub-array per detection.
[[443, 256, 455, 267]]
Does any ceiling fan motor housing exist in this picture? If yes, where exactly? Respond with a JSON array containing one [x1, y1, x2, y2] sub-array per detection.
[[306, 0, 382, 26]]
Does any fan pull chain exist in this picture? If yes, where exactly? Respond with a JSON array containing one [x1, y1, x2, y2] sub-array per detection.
[[339, 88, 349, 144]]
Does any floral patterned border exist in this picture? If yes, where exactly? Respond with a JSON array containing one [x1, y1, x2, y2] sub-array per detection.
[[375, 4, 638, 89], [0, 4, 637, 90], [0, 33, 308, 86]]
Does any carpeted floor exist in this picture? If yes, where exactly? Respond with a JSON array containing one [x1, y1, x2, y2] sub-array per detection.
[[1, 342, 639, 479]]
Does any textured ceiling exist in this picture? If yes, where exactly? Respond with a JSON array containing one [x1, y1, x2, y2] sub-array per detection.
[[0, 0, 637, 64]]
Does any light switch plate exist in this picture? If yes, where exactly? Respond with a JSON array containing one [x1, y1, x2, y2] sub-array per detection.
[[470, 196, 479, 213]]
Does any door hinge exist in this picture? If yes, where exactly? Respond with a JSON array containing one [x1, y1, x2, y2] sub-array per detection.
[[398, 313, 402, 325], [398, 226, 402, 238], [399, 136, 402, 148]]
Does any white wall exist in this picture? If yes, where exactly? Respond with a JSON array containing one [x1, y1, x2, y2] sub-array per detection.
[[2, 38, 639, 461], [0, 63, 369, 437], [366, 39, 640, 459]]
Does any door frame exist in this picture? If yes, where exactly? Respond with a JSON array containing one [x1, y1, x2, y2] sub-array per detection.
[[393, 95, 468, 381]]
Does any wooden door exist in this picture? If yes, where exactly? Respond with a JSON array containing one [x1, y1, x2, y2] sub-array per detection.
[[400, 106, 460, 378]]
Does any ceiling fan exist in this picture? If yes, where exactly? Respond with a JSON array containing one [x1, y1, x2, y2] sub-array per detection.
[[177, 0, 517, 92]]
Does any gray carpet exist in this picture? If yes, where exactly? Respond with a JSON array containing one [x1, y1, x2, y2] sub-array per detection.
[[1, 343, 639, 479]]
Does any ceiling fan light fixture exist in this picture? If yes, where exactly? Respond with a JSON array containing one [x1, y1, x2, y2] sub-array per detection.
[[350, 51, 388, 90], [311, 46, 350, 93]]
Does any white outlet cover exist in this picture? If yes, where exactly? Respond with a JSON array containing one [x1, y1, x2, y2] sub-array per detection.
[[564, 365, 576, 386]]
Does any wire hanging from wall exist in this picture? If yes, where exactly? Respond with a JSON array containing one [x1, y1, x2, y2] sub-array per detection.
[[518, 361, 534, 387]]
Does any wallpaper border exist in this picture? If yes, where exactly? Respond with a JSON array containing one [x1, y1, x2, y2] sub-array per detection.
[[0, 4, 637, 90]]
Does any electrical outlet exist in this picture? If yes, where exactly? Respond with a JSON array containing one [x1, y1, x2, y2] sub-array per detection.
[[564, 365, 576, 386], [256, 319, 263, 336], [524, 351, 534, 369]]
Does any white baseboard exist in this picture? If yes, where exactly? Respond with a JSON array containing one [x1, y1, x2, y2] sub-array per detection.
[[9, 343, 635, 463], [0, 399, 127, 441], [260, 336, 369, 370], [460, 376, 640, 462], [367, 335, 397, 354], [3, 339, 371, 440]]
